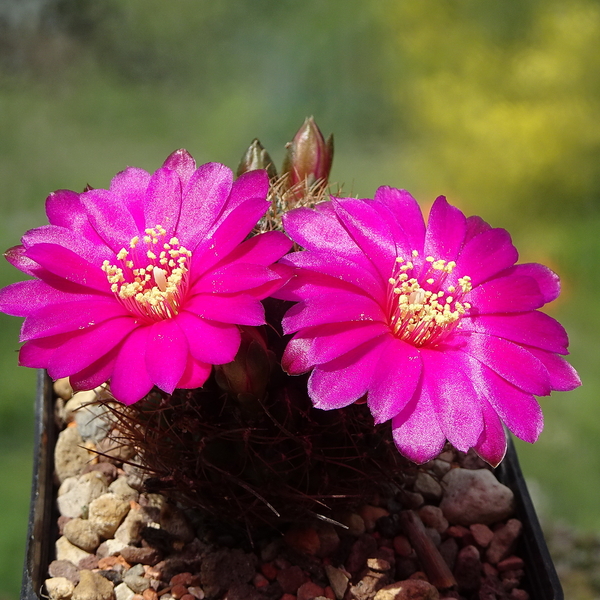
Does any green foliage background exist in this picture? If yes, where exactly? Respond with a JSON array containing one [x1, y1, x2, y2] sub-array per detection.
[[1, 1, 599, 597]]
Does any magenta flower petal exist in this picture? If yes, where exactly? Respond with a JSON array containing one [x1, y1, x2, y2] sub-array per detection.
[[454, 228, 518, 287], [464, 215, 492, 242], [282, 292, 384, 333], [80, 188, 140, 253], [146, 320, 189, 394], [527, 348, 581, 391], [332, 198, 397, 279], [474, 399, 507, 467], [502, 263, 560, 303], [373, 187, 426, 254], [279, 187, 578, 462], [1, 152, 287, 404], [25, 244, 110, 292], [109, 167, 151, 229], [281, 251, 384, 298], [21, 298, 127, 341], [192, 197, 274, 275], [301, 322, 390, 367], [19, 331, 73, 368], [424, 196, 467, 262], [421, 349, 484, 451], [177, 162, 234, 249], [283, 205, 372, 270], [367, 338, 421, 425], [392, 391, 446, 464], [46, 190, 109, 250], [177, 356, 212, 389], [110, 327, 154, 405], [466, 274, 545, 314], [460, 312, 569, 354], [185, 293, 265, 325], [176, 311, 241, 364], [22, 225, 111, 265], [224, 231, 292, 267], [224, 169, 271, 215], [163, 149, 197, 187], [70, 349, 118, 394], [5, 245, 40, 276], [143, 166, 182, 240], [458, 332, 551, 396], [47, 316, 138, 379], [194, 263, 283, 295], [0, 280, 92, 317], [307, 337, 389, 409]]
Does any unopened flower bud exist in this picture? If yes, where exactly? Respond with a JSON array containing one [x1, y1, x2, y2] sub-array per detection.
[[237, 139, 278, 179], [282, 116, 333, 194], [214, 327, 272, 400]]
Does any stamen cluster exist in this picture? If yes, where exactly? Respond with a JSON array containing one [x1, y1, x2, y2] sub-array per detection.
[[101, 225, 192, 322], [388, 250, 472, 347]]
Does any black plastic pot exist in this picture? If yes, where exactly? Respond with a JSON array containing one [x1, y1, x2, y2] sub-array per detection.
[[20, 371, 563, 600]]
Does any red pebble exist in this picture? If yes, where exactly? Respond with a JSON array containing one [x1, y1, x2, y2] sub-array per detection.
[[280, 595, 296, 600], [180, 595, 195, 600], [297, 582, 325, 600], [393, 535, 412, 557], [510, 590, 529, 600], [171, 573, 194, 587], [254, 574, 269, 589], [324, 586, 335, 600], [171, 584, 189, 599], [260, 562, 279, 581], [498, 556, 525, 572], [408, 571, 428, 581], [482, 563, 498, 578]]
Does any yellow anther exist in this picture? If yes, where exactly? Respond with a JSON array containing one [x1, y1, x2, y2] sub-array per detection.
[[117, 248, 128, 261]]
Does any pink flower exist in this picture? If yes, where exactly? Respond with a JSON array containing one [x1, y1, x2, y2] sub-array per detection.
[[277, 188, 581, 465], [0, 150, 291, 404]]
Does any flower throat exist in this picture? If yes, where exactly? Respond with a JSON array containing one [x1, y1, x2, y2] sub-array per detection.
[[388, 250, 472, 347], [101, 225, 191, 322]]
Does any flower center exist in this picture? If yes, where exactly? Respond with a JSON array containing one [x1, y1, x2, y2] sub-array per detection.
[[387, 250, 472, 347], [101, 225, 192, 322]]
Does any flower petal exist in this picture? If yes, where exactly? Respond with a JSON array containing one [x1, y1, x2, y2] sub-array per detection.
[[176, 311, 241, 364], [25, 244, 110, 292], [467, 274, 545, 314], [80, 188, 139, 253], [177, 355, 212, 389], [0, 280, 95, 317], [194, 263, 283, 295], [367, 338, 422, 425], [464, 355, 544, 443], [163, 149, 197, 187], [185, 293, 265, 326], [456, 332, 551, 396], [282, 292, 384, 334], [458, 312, 569, 355], [500, 263, 560, 304], [47, 316, 139, 379], [373, 187, 426, 254], [192, 198, 274, 276], [474, 399, 507, 467], [391, 385, 446, 464], [177, 162, 233, 250], [70, 349, 118, 393], [21, 298, 127, 341], [146, 319, 189, 394], [424, 196, 467, 262], [454, 228, 518, 287], [332, 197, 397, 280], [421, 348, 484, 451], [527, 347, 581, 391], [109, 167, 151, 230], [144, 166, 182, 239], [307, 336, 389, 409]]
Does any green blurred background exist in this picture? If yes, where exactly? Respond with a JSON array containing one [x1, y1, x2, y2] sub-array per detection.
[[1, 1, 599, 597]]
